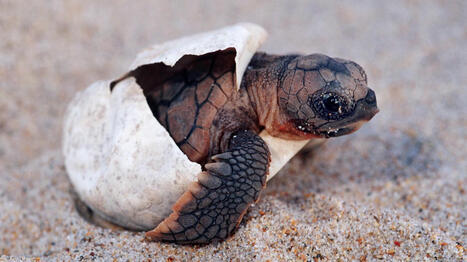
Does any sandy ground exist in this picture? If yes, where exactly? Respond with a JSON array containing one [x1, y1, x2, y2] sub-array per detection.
[[1, 0, 466, 261]]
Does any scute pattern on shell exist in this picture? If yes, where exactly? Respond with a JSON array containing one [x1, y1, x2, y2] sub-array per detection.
[[131, 49, 237, 163]]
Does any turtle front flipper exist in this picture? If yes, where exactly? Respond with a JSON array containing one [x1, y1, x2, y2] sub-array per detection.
[[146, 130, 270, 244]]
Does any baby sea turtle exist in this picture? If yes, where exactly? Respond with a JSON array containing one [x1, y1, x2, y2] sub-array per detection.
[[63, 24, 378, 245], [108, 31, 379, 244]]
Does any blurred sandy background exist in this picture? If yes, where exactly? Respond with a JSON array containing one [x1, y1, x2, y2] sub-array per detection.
[[1, 0, 465, 260]]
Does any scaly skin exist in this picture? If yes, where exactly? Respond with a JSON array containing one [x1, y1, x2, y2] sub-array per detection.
[[146, 130, 270, 243], [110, 49, 379, 244]]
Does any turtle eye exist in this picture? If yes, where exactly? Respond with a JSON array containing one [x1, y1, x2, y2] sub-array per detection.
[[310, 92, 351, 120], [323, 94, 341, 113]]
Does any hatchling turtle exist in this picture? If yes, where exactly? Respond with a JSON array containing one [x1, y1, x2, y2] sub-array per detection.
[[63, 23, 378, 244]]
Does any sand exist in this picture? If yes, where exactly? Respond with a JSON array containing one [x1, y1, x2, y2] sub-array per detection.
[[0, 0, 465, 261]]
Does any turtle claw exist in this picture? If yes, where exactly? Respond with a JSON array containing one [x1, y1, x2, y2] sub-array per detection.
[[211, 152, 233, 161], [204, 161, 232, 176], [147, 130, 270, 244]]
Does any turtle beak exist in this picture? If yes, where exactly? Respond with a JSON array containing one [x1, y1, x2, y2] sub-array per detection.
[[359, 88, 379, 121]]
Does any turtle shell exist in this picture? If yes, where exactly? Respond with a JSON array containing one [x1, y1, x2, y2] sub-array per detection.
[[122, 48, 238, 163]]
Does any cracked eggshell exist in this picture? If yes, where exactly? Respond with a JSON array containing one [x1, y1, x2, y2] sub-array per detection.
[[130, 23, 267, 89], [63, 79, 201, 230], [63, 23, 316, 231]]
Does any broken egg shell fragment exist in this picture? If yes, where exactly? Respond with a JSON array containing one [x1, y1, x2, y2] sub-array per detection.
[[63, 79, 201, 230], [130, 22, 268, 90]]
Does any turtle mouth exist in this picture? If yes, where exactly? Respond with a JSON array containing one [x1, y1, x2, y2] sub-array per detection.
[[290, 118, 364, 138], [317, 126, 354, 138], [315, 108, 377, 138], [316, 120, 367, 138]]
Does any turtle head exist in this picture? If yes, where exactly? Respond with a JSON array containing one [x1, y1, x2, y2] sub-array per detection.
[[274, 54, 379, 139]]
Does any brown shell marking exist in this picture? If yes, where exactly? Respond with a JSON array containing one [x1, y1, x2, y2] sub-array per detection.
[[111, 48, 237, 163]]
